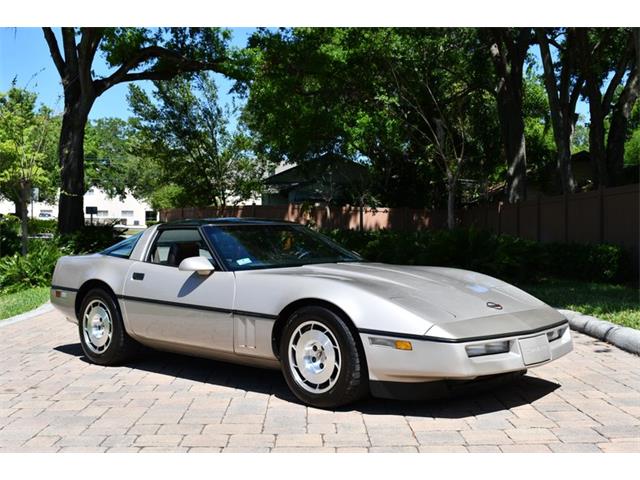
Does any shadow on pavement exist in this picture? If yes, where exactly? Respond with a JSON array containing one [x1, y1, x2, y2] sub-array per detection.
[[54, 342, 559, 418]]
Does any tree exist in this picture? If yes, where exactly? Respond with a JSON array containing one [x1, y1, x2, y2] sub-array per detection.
[[42, 27, 236, 233], [486, 28, 533, 203], [606, 28, 640, 184], [242, 28, 427, 208], [0, 86, 57, 254], [575, 28, 636, 187], [536, 28, 583, 194], [386, 29, 487, 229], [127, 73, 267, 209], [84, 117, 134, 199], [243, 28, 495, 215]]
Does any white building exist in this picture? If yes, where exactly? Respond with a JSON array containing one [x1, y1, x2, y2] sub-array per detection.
[[0, 187, 157, 229]]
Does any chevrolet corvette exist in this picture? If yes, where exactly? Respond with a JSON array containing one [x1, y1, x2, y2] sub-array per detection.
[[50, 218, 572, 407]]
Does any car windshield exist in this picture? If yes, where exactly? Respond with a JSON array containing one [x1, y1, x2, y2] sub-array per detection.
[[203, 224, 362, 271]]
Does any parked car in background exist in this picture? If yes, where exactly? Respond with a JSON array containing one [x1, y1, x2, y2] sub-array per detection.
[[50, 218, 573, 407]]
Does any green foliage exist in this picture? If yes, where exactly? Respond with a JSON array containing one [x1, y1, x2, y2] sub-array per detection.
[[127, 72, 268, 209], [0, 240, 66, 293], [58, 224, 126, 255], [0, 215, 21, 257], [624, 128, 640, 166], [27, 218, 57, 235], [0, 221, 125, 293], [243, 28, 503, 209], [325, 228, 631, 283], [0, 86, 59, 206], [1, 217, 57, 257], [542, 242, 631, 283], [84, 118, 134, 198]]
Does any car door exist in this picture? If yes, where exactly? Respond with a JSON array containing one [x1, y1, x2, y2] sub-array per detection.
[[122, 227, 235, 353]]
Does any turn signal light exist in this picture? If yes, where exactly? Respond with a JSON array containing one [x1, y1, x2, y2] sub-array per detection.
[[369, 337, 413, 351], [394, 340, 413, 351]]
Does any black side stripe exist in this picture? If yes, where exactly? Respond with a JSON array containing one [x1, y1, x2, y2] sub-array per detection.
[[359, 319, 569, 344], [118, 294, 278, 320], [51, 285, 78, 292]]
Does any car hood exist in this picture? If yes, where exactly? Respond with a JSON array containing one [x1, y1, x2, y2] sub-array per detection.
[[293, 262, 548, 324]]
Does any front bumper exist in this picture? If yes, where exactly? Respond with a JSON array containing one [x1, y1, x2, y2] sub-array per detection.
[[360, 321, 572, 394]]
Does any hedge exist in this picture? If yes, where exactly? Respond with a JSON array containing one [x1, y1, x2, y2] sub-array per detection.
[[325, 228, 632, 284]]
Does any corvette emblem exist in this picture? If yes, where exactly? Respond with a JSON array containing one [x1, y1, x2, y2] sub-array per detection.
[[486, 301, 503, 310]]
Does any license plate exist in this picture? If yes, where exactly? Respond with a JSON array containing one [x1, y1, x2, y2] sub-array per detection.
[[518, 334, 551, 365]]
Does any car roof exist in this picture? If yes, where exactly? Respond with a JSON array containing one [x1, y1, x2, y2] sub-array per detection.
[[159, 217, 298, 228]]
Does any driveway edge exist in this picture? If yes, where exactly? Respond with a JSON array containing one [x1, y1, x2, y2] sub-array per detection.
[[0, 302, 53, 328], [558, 308, 640, 356]]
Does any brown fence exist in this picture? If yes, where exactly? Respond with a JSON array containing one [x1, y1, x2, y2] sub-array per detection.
[[160, 183, 639, 258]]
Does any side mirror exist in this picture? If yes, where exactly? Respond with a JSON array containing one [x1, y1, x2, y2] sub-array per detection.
[[178, 256, 215, 276]]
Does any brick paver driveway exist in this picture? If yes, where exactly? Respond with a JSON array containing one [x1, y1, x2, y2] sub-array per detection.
[[1, 309, 638, 453]]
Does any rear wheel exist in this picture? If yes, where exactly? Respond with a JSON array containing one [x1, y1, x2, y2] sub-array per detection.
[[78, 288, 138, 365], [280, 306, 367, 408]]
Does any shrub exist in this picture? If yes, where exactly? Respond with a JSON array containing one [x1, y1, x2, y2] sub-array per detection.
[[0, 240, 67, 293], [58, 223, 126, 254], [28, 218, 58, 235], [323, 228, 630, 283], [0, 215, 21, 257], [543, 242, 631, 283]]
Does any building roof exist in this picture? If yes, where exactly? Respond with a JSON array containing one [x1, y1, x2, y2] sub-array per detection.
[[264, 156, 369, 186]]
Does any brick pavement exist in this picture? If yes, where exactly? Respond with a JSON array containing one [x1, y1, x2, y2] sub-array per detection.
[[0, 309, 638, 453]]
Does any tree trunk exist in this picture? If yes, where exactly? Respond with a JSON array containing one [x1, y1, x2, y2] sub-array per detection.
[[536, 29, 578, 194], [606, 67, 639, 185], [556, 130, 576, 193], [19, 180, 30, 255], [489, 28, 530, 203], [446, 179, 456, 230], [499, 98, 527, 202], [58, 99, 93, 235], [587, 86, 607, 187], [575, 28, 609, 188]]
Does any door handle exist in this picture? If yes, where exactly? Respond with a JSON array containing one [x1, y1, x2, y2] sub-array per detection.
[[132, 272, 145, 281]]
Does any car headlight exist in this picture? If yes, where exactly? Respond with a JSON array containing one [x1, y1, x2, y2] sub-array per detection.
[[547, 326, 567, 342], [465, 340, 510, 357]]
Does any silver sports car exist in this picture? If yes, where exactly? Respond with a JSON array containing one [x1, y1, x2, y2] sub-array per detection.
[[50, 218, 572, 407]]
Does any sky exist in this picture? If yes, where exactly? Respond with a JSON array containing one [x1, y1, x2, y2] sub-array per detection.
[[0, 27, 590, 123], [0, 27, 256, 120]]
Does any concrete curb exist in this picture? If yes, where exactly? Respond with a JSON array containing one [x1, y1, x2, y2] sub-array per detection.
[[0, 302, 53, 328], [558, 308, 640, 356]]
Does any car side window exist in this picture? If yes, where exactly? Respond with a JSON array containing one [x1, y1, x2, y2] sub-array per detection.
[[102, 232, 143, 259], [147, 229, 214, 267]]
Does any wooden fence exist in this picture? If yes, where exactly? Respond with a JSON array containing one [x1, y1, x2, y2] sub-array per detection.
[[160, 183, 639, 259]]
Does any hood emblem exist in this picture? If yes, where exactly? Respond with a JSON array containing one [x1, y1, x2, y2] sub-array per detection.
[[486, 301, 503, 310]]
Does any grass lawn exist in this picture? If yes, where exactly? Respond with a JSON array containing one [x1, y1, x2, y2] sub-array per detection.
[[520, 279, 640, 330], [0, 286, 50, 320]]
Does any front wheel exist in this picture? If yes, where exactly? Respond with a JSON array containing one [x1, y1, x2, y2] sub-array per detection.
[[280, 306, 368, 408], [78, 288, 138, 365]]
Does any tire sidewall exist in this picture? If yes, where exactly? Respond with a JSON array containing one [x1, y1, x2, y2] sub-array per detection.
[[280, 306, 365, 408], [78, 288, 126, 365]]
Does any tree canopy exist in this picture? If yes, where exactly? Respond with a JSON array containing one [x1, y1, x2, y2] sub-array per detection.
[[0, 85, 59, 252], [32, 27, 640, 231]]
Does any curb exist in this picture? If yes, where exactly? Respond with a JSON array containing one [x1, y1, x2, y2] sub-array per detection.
[[0, 302, 54, 328], [558, 308, 640, 356]]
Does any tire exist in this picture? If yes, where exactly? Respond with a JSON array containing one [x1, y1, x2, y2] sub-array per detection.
[[78, 288, 138, 365], [280, 306, 368, 408]]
